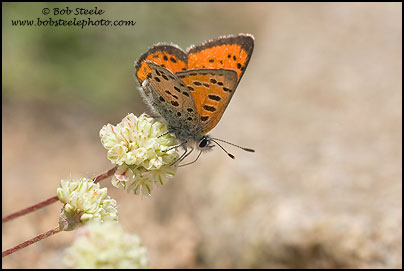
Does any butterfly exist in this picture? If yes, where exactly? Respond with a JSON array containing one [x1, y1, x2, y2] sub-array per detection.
[[135, 34, 255, 165]]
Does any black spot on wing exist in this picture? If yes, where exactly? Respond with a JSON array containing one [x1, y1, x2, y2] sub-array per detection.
[[208, 94, 221, 101], [203, 105, 216, 112]]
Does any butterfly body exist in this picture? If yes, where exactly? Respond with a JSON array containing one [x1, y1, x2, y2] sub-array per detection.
[[139, 62, 203, 146], [135, 34, 254, 156]]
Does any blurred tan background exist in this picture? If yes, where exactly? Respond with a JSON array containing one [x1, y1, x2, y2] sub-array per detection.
[[2, 2, 402, 268]]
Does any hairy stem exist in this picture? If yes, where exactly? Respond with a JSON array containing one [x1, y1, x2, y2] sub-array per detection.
[[2, 226, 61, 257], [2, 196, 59, 223]]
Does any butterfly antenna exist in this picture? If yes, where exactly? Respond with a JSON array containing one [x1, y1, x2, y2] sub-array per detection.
[[211, 137, 255, 153], [210, 139, 236, 159]]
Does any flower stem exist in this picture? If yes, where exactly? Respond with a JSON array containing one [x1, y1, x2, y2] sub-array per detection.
[[2, 196, 59, 223], [93, 165, 118, 184], [2, 166, 118, 223], [2, 226, 61, 257]]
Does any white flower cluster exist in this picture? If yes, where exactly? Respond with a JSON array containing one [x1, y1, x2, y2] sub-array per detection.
[[57, 178, 118, 226], [100, 113, 178, 195], [64, 222, 148, 269]]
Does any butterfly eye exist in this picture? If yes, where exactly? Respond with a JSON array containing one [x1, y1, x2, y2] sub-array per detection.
[[198, 136, 210, 148]]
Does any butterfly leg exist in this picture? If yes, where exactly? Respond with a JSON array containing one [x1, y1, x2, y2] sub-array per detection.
[[170, 146, 194, 166], [178, 149, 203, 167], [157, 131, 169, 138], [165, 141, 187, 152], [179, 146, 194, 163]]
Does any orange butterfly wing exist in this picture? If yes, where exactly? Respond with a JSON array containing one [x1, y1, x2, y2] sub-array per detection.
[[187, 34, 254, 84], [176, 69, 238, 133], [135, 44, 188, 84]]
